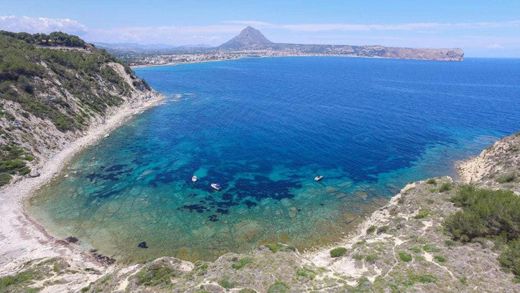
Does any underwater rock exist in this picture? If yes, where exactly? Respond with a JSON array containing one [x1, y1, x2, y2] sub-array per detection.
[[288, 207, 298, 219], [91, 252, 116, 265], [138, 241, 149, 249], [65, 236, 79, 243]]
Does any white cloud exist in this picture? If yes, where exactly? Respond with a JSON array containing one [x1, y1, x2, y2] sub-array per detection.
[[1, 15, 519, 53], [87, 24, 245, 45], [487, 43, 504, 49], [226, 19, 520, 32], [0, 15, 87, 35]]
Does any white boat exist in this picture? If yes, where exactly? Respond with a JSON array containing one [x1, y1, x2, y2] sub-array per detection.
[[210, 183, 221, 191], [314, 175, 324, 182], [191, 176, 198, 182]]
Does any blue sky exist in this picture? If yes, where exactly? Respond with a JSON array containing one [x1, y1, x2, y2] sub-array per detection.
[[1, 0, 520, 57]]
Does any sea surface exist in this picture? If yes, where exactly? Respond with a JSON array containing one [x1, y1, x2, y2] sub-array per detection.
[[28, 57, 520, 262]]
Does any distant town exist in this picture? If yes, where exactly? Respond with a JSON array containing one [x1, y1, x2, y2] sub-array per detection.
[[101, 26, 464, 66]]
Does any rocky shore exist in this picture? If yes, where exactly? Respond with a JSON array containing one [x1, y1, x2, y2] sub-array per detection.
[[0, 92, 163, 291]]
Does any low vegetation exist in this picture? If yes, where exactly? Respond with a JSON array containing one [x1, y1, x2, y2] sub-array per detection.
[[330, 247, 347, 258], [496, 172, 517, 183], [264, 243, 295, 253], [296, 267, 316, 279], [0, 144, 33, 186], [135, 265, 175, 287], [414, 209, 430, 219], [218, 276, 234, 289], [231, 257, 253, 270], [0, 31, 131, 132], [0, 270, 38, 292], [426, 178, 437, 185], [444, 185, 520, 279], [267, 281, 289, 293], [0, 31, 152, 186], [438, 182, 452, 192], [398, 251, 413, 262]]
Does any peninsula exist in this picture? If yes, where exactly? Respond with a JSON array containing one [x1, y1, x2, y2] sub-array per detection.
[[104, 26, 464, 66]]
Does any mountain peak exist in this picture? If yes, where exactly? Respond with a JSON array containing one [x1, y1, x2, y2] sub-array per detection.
[[219, 26, 272, 50]]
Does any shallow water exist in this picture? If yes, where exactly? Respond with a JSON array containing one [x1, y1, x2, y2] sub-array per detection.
[[29, 57, 520, 262]]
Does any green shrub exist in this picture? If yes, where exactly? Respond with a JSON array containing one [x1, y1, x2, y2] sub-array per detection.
[[265, 243, 281, 253], [408, 272, 437, 284], [426, 178, 437, 185], [434, 255, 446, 263], [218, 277, 234, 289], [0, 173, 12, 186], [364, 254, 378, 263], [264, 243, 295, 253], [136, 265, 174, 287], [296, 267, 316, 279], [444, 186, 520, 242], [366, 225, 376, 234], [422, 244, 439, 253], [0, 270, 37, 291], [330, 247, 347, 258], [414, 209, 430, 219], [398, 251, 412, 262], [444, 240, 456, 247], [499, 239, 520, 279], [231, 257, 253, 270], [497, 172, 516, 183], [439, 183, 452, 192], [267, 281, 289, 293]]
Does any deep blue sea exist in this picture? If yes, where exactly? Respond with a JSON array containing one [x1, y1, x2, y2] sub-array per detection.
[[29, 57, 520, 262]]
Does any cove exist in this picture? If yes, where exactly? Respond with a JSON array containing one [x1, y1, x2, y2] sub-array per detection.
[[28, 57, 520, 262]]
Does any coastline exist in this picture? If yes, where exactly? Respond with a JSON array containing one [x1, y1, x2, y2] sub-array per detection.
[[0, 113, 513, 290], [0, 93, 164, 276], [129, 53, 456, 69]]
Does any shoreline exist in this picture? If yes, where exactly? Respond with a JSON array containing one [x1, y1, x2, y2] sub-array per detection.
[[0, 86, 503, 286], [0, 93, 164, 275], [130, 53, 459, 69]]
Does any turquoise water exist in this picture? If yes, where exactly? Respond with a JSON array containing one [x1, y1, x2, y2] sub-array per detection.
[[29, 57, 520, 262]]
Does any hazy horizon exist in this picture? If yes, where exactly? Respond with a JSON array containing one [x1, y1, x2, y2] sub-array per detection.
[[1, 0, 519, 57]]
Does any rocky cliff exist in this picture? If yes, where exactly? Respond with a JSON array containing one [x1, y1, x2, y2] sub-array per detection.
[[0, 31, 160, 187]]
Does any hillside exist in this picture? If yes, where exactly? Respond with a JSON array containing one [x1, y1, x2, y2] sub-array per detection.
[[0, 31, 160, 187]]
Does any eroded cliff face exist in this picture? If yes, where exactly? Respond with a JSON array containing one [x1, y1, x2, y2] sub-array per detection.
[[458, 133, 520, 193], [0, 31, 160, 185]]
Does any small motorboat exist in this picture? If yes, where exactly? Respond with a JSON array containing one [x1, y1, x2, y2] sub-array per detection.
[[314, 175, 324, 182], [191, 175, 198, 182], [210, 183, 222, 191]]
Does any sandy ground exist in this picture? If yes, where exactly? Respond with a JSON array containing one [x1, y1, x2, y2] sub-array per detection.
[[304, 183, 415, 278], [0, 94, 163, 276]]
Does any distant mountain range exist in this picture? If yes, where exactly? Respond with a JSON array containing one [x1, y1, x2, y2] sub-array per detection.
[[103, 26, 464, 64]]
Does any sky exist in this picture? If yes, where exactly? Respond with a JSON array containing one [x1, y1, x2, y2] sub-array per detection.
[[1, 0, 520, 57]]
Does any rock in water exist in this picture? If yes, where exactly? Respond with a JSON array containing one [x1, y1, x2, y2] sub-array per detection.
[[138, 241, 148, 249], [65, 236, 79, 243]]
